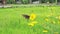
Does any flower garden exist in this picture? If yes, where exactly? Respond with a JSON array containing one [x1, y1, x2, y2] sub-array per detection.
[[0, 6, 60, 34]]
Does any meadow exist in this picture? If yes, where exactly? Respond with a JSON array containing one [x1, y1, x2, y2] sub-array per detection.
[[0, 6, 60, 34]]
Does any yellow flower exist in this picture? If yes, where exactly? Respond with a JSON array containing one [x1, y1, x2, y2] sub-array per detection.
[[31, 21, 37, 24], [30, 13, 36, 20], [43, 30, 48, 33], [45, 18, 49, 22], [55, 16, 60, 19], [58, 16, 60, 19], [55, 16, 58, 19], [28, 23, 34, 27], [28, 21, 37, 27]]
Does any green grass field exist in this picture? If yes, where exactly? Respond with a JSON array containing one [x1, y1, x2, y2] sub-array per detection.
[[0, 6, 60, 34]]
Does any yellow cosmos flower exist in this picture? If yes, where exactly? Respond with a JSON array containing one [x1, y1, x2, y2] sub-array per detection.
[[31, 21, 37, 24], [28, 21, 37, 27], [58, 16, 60, 19], [45, 18, 49, 22], [43, 30, 48, 33], [28, 23, 34, 27], [55, 16, 60, 19], [55, 16, 58, 19], [30, 13, 36, 20]]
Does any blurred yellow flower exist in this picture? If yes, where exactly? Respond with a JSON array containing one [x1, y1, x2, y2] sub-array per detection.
[[31, 21, 37, 24], [58, 16, 60, 19], [28, 21, 37, 27], [45, 18, 49, 22], [55, 16, 58, 19], [28, 23, 34, 27], [30, 13, 36, 20], [55, 16, 60, 19], [43, 30, 48, 33]]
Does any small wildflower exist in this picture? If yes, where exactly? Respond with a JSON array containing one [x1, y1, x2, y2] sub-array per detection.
[[31, 21, 37, 24], [58, 16, 60, 19], [30, 13, 36, 20], [55, 16, 58, 19], [43, 30, 48, 33], [28, 23, 34, 27], [28, 21, 37, 27], [55, 16, 60, 19], [45, 18, 49, 22]]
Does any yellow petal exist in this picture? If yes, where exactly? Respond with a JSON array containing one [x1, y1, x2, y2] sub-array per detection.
[[43, 30, 48, 33], [55, 16, 58, 19], [30, 13, 36, 20], [59, 16, 60, 19], [28, 23, 34, 27], [45, 18, 49, 21], [31, 21, 37, 24]]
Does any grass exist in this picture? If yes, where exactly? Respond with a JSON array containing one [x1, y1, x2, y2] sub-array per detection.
[[0, 6, 60, 34]]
